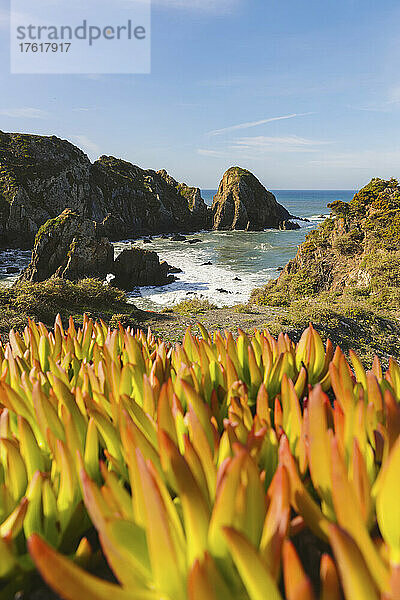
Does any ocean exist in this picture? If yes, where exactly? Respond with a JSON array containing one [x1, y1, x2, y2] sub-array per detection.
[[0, 190, 355, 309]]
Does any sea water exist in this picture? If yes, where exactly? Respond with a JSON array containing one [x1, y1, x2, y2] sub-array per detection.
[[0, 190, 355, 309]]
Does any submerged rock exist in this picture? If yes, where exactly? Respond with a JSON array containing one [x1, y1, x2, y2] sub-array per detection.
[[279, 220, 301, 231], [212, 167, 299, 231], [166, 264, 183, 274], [19, 209, 114, 283], [112, 247, 175, 290]]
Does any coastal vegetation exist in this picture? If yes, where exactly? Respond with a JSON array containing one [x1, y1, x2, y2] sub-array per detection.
[[251, 178, 400, 366], [0, 278, 141, 339], [163, 297, 217, 315], [0, 319, 399, 599], [0, 144, 400, 598]]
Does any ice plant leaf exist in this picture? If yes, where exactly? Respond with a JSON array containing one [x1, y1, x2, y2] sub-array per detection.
[[160, 431, 210, 564], [376, 437, 400, 564], [28, 534, 156, 600], [279, 435, 329, 540], [260, 464, 290, 580], [307, 386, 334, 518], [329, 525, 380, 600], [320, 554, 341, 600], [330, 437, 389, 591], [223, 526, 283, 600], [135, 450, 186, 600], [282, 540, 315, 600]]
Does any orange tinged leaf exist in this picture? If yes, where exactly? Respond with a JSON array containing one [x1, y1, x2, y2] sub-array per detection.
[[223, 526, 283, 600], [135, 450, 186, 600], [330, 437, 389, 591], [28, 534, 153, 600], [307, 386, 334, 518], [260, 464, 290, 579], [279, 435, 329, 541], [329, 525, 380, 600], [282, 540, 315, 600], [320, 554, 341, 600]]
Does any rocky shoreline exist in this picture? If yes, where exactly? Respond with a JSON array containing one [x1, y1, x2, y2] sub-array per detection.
[[0, 131, 299, 250], [0, 131, 302, 290], [1, 130, 399, 367]]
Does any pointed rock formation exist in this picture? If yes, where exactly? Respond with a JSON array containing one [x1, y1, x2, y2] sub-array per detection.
[[212, 167, 299, 231]]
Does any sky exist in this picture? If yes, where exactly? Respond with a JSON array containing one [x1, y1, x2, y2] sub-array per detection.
[[0, 0, 399, 189]]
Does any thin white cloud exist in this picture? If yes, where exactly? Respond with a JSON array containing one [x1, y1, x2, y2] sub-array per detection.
[[71, 135, 100, 156], [0, 108, 50, 119], [349, 85, 400, 112], [71, 107, 100, 112], [198, 134, 330, 161], [232, 135, 329, 151], [208, 113, 314, 136]]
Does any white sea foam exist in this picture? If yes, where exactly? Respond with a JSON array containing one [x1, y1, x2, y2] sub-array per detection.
[[114, 235, 279, 310], [0, 204, 333, 310]]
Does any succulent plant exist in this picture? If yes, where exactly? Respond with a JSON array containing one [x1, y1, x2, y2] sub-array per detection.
[[0, 316, 398, 599]]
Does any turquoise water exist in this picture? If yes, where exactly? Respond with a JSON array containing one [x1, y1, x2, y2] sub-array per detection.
[[0, 190, 355, 308]]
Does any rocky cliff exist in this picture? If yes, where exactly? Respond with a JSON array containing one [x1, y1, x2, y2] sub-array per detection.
[[212, 167, 298, 231], [19, 209, 179, 288], [19, 209, 114, 282], [251, 178, 400, 363], [274, 177, 400, 297], [0, 131, 210, 247]]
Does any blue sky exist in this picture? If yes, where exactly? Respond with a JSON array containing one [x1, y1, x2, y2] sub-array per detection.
[[0, 0, 399, 189]]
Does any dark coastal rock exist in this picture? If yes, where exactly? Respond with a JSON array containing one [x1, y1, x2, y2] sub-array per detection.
[[171, 234, 187, 242], [167, 264, 183, 274], [186, 238, 202, 244], [112, 247, 175, 290], [202, 261, 212, 266], [158, 170, 210, 231], [6, 266, 19, 274], [19, 209, 114, 283], [90, 158, 210, 239], [279, 220, 300, 231], [0, 131, 211, 247], [212, 167, 298, 231]]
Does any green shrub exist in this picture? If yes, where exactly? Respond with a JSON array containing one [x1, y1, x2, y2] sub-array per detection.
[[169, 297, 217, 315]]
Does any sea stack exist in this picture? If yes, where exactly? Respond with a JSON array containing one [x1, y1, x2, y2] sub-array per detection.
[[212, 167, 299, 231]]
